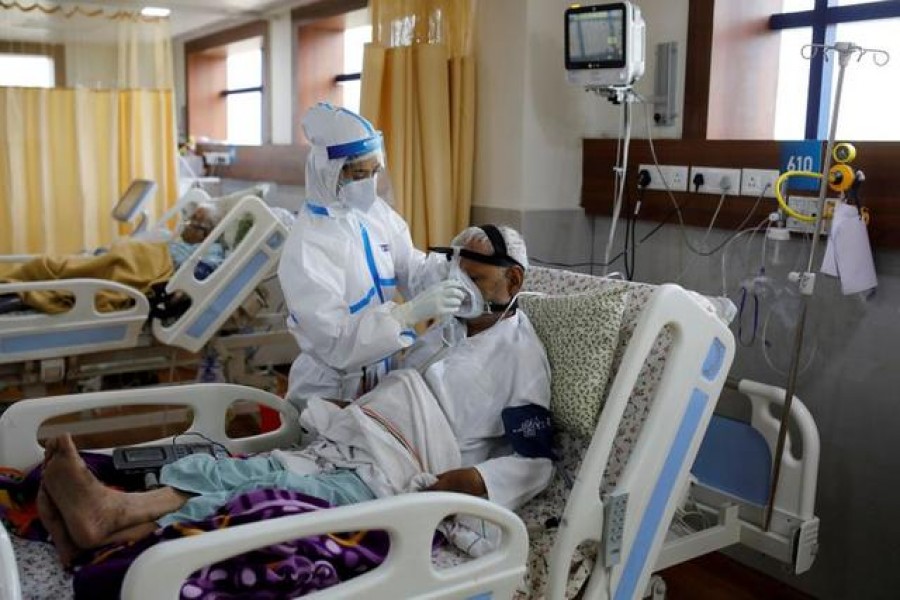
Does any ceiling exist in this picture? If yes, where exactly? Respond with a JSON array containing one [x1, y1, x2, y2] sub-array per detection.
[[0, 0, 326, 43]]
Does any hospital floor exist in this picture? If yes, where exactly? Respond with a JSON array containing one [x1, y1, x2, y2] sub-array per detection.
[[659, 552, 816, 599]]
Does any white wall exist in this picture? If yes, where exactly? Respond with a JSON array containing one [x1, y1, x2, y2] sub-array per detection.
[[267, 10, 294, 144], [474, 0, 689, 211]]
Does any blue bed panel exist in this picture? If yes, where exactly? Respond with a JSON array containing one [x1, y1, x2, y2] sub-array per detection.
[[0, 325, 128, 354], [691, 415, 772, 507], [186, 250, 269, 340], [615, 387, 709, 600]]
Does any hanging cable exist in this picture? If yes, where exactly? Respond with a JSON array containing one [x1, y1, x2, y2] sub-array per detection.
[[601, 97, 634, 275]]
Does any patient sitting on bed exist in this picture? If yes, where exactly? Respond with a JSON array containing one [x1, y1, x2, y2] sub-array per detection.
[[36, 225, 554, 567], [0, 202, 226, 315]]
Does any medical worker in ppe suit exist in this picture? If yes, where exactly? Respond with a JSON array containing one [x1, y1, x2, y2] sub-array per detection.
[[278, 103, 462, 406]]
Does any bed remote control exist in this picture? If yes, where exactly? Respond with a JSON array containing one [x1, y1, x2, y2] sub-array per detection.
[[602, 491, 629, 567]]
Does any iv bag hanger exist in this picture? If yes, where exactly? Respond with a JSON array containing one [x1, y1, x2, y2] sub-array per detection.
[[763, 40, 889, 532], [801, 41, 890, 66]]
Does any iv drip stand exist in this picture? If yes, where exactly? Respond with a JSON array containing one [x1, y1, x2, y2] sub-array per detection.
[[762, 42, 883, 531]]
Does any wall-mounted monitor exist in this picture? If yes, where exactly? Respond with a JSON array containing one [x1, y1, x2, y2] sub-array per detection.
[[565, 2, 646, 88]]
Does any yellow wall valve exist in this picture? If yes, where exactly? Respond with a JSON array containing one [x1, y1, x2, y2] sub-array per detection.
[[833, 142, 857, 164], [828, 164, 855, 193]]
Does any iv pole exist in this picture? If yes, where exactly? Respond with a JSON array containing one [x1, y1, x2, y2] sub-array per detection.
[[763, 42, 889, 531]]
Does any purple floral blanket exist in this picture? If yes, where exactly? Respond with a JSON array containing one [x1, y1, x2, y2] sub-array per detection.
[[1, 454, 390, 599], [75, 487, 390, 599]]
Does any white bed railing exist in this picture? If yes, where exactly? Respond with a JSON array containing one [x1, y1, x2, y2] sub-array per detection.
[[0, 279, 148, 364], [0, 383, 301, 471], [123, 492, 528, 600], [548, 285, 735, 600], [0, 195, 290, 368], [152, 196, 288, 353], [0, 520, 22, 600], [0, 384, 530, 600]]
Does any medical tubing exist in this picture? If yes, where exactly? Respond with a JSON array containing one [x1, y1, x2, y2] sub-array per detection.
[[674, 190, 728, 284], [719, 218, 770, 296], [736, 286, 759, 346], [775, 171, 822, 223], [760, 304, 816, 377], [643, 101, 768, 258], [532, 187, 764, 272], [602, 98, 634, 276]]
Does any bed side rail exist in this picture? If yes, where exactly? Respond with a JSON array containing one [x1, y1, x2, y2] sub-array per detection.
[[548, 284, 735, 600], [0, 520, 22, 600], [122, 492, 528, 600], [0, 383, 300, 471], [0, 279, 148, 364], [152, 196, 288, 353], [684, 379, 821, 573]]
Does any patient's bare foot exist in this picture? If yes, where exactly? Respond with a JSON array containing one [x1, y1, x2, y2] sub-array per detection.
[[42, 436, 60, 463], [36, 485, 79, 568], [41, 434, 128, 549]]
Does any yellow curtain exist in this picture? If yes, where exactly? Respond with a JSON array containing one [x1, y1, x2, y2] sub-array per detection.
[[0, 7, 176, 255], [0, 88, 176, 254], [361, 0, 476, 248]]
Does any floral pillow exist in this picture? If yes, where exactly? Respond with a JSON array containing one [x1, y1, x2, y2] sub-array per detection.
[[520, 287, 629, 438]]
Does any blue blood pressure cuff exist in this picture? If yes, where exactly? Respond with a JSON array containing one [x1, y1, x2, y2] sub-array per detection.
[[501, 404, 556, 461]]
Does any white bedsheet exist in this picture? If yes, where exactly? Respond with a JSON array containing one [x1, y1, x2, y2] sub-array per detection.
[[273, 369, 461, 498]]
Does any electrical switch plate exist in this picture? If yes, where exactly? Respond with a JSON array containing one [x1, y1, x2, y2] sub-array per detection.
[[602, 491, 629, 567], [204, 151, 234, 166], [741, 168, 780, 198], [785, 196, 836, 235], [689, 166, 741, 194], [638, 164, 689, 192]]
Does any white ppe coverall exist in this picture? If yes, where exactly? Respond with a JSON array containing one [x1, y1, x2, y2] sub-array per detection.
[[278, 104, 432, 404]]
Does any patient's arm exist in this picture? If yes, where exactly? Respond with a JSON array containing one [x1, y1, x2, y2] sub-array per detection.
[[426, 467, 487, 497]]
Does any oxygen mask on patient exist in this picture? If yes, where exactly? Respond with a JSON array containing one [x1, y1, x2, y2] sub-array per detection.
[[446, 249, 486, 320]]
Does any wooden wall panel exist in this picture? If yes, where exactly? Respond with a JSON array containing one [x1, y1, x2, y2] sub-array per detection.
[[197, 143, 310, 186], [186, 53, 227, 141], [707, 0, 782, 139], [582, 139, 900, 248], [683, 0, 715, 139], [295, 17, 345, 144]]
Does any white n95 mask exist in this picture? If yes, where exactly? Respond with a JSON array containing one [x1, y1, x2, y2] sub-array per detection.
[[338, 177, 377, 212], [448, 257, 485, 320]]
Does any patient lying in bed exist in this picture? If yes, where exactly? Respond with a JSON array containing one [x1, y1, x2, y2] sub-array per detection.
[[0, 203, 226, 315], [36, 227, 554, 570]]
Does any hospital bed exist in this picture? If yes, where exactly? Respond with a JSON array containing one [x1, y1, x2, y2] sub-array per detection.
[[0, 190, 297, 396], [0, 268, 820, 599]]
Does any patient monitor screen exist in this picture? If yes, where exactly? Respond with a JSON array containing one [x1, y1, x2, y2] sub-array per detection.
[[566, 4, 626, 69], [112, 179, 156, 222], [121, 446, 167, 462]]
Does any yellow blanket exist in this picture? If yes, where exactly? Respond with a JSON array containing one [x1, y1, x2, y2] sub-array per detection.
[[0, 241, 174, 314]]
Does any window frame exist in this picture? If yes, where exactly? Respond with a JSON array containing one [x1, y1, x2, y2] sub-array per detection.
[[184, 21, 269, 145], [685, 0, 900, 140], [0, 42, 65, 88], [769, 0, 900, 139]]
